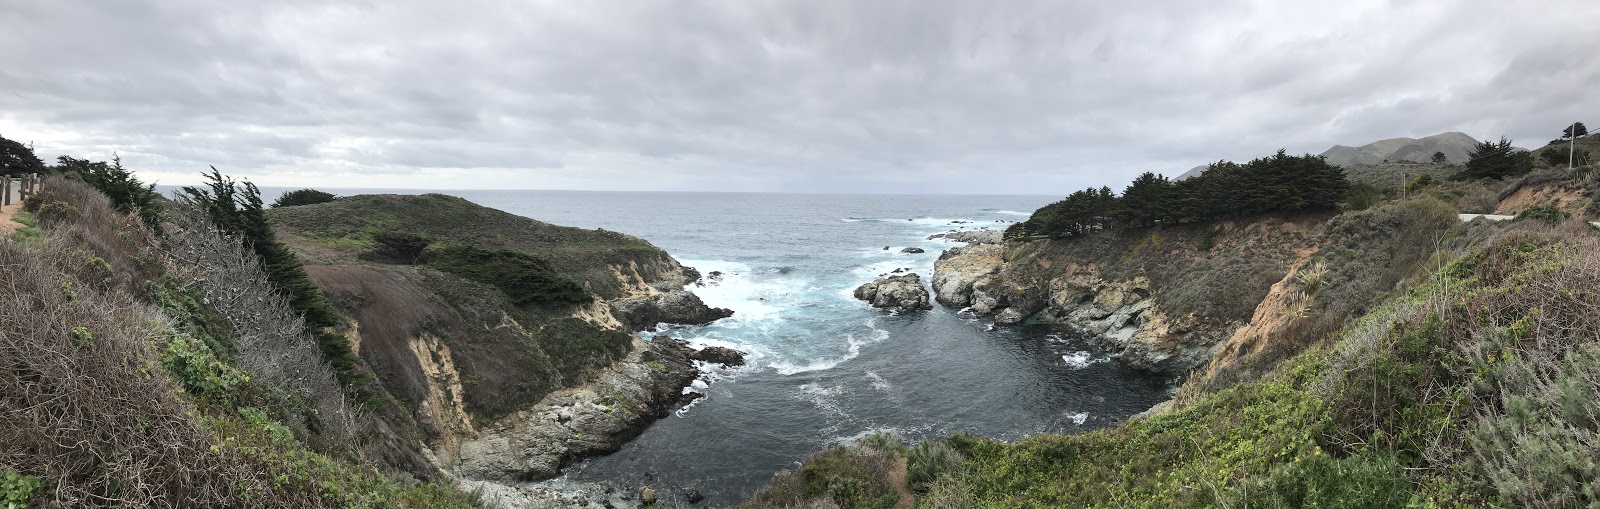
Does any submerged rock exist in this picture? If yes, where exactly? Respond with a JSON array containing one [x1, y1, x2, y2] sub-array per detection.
[[610, 290, 733, 331], [853, 273, 932, 311]]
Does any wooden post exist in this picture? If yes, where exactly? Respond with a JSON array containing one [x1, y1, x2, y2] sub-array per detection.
[[19, 174, 28, 200], [3, 175, 11, 207]]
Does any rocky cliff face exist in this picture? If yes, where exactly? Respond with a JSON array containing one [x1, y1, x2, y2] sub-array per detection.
[[933, 214, 1328, 375], [446, 337, 700, 481]]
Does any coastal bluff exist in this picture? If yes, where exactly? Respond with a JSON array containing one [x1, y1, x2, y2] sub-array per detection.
[[268, 194, 734, 490]]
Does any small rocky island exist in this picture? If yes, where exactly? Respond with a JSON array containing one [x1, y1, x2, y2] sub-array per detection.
[[853, 273, 932, 311]]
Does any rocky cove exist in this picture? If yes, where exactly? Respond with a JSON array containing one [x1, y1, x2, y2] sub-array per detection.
[[285, 194, 1326, 508]]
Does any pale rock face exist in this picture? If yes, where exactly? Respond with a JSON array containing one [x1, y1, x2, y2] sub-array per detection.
[[931, 244, 1004, 307], [853, 273, 933, 311]]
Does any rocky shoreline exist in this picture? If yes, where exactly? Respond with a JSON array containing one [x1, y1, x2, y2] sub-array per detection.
[[446, 335, 742, 507], [931, 243, 1227, 375]]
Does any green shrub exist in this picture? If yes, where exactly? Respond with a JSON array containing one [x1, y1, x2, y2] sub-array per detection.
[[31, 200, 79, 226], [270, 189, 337, 208], [906, 440, 965, 494], [859, 432, 906, 455], [1470, 344, 1600, 507], [424, 245, 590, 308], [1514, 205, 1569, 226], [370, 231, 430, 264], [161, 333, 251, 406], [0, 469, 41, 509], [1231, 451, 1414, 508], [799, 447, 899, 509]]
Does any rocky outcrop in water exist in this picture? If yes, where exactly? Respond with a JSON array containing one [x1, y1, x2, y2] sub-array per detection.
[[610, 290, 733, 330], [690, 346, 745, 367], [900, 247, 925, 254], [448, 337, 701, 482], [929, 229, 1002, 245], [853, 273, 932, 311]]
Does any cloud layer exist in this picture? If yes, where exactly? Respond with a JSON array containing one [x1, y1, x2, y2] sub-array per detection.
[[3, 1, 1597, 193]]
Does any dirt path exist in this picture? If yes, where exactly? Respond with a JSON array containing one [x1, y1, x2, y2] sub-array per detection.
[[0, 189, 24, 235], [887, 456, 915, 509]]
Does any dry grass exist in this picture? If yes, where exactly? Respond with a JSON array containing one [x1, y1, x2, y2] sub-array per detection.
[[0, 182, 346, 507]]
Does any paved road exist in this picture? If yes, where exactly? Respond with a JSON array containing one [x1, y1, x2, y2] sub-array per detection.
[[1459, 213, 1600, 228]]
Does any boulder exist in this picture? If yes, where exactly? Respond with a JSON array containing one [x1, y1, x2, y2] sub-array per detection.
[[900, 247, 925, 254], [610, 290, 733, 331], [684, 489, 704, 504], [640, 486, 657, 505], [690, 346, 746, 367], [853, 273, 932, 311]]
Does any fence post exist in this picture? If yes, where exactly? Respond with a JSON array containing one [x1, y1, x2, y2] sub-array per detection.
[[19, 174, 28, 200], [3, 175, 11, 207]]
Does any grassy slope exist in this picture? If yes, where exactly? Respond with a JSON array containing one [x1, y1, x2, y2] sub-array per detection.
[[269, 193, 646, 423], [748, 172, 1600, 509], [267, 193, 681, 299]]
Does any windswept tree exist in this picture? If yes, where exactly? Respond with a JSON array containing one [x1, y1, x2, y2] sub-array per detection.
[[54, 154, 162, 230], [180, 169, 362, 385], [0, 134, 46, 175], [1563, 122, 1588, 139], [1453, 136, 1533, 180], [271, 188, 337, 208], [1431, 151, 1448, 164], [1006, 150, 1348, 240]]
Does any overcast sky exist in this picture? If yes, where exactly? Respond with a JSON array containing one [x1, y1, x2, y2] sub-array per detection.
[[2, 1, 1597, 194]]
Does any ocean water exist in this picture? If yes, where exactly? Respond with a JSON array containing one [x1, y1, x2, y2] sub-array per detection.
[[248, 188, 1176, 507], [437, 191, 1174, 507]]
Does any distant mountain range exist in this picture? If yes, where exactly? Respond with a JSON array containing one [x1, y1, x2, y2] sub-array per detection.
[[1178, 131, 1484, 180]]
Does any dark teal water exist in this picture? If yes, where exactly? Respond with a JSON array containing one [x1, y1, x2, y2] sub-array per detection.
[[248, 188, 1177, 507]]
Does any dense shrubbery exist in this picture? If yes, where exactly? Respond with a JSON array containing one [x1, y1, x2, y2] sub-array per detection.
[[743, 434, 906, 509], [424, 244, 590, 308], [272, 188, 338, 208], [371, 230, 431, 264], [1453, 136, 1534, 180], [1006, 150, 1349, 239]]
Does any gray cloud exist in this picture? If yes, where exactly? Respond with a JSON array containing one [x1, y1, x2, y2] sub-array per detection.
[[2, 0, 1597, 193]]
